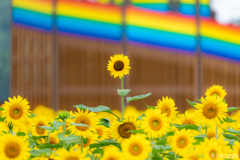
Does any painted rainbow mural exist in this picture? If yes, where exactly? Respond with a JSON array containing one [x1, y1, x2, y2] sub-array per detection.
[[56, 0, 122, 40], [11, 0, 240, 61], [12, 0, 54, 30], [130, 0, 169, 12]]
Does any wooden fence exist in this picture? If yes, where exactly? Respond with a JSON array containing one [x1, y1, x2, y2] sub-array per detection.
[[11, 26, 240, 112]]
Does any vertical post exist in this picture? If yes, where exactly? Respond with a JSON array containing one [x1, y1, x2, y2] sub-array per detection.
[[196, 0, 201, 98], [10, 0, 13, 98], [52, 0, 58, 111], [121, 0, 128, 112]]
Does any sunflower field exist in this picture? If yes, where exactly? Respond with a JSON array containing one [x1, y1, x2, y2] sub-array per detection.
[[1, 54, 240, 160]]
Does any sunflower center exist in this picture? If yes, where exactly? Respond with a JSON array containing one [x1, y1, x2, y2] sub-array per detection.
[[9, 105, 23, 119], [4, 142, 20, 158], [210, 150, 217, 159], [36, 122, 45, 135], [129, 142, 143, 156], [149, 117, 162, 131], [97, 128, 102, 137], [75, 116, 90, 131], [66, 157, 79, 160], [118, 122, 136, 138], [161, 106, 170, 117], [114, 61, 124, 71], [107, 156, 117, 160], [203, 103, 218, 119], [212, 92, 219, 98], [189, 155, 199, 160], [83, 138, 90, 148], [183, 120, 194, 125], [176, 136, 188, 148], [208, 133, 216, 139]]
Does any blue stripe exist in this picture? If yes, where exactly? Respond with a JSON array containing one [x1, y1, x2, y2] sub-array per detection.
[[126, 25, 197, 51], [200, 5, 210, 17], [179, 4, 196, 15], [56, 16, 122, 40], [200, 37, 240, 60], [133, 4, 169, 11], [12, 8, 53, 30]]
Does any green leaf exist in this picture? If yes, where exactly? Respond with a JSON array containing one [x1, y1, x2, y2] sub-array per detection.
[[117, 89, 131, 97], [193, 137, 204, 145], [144, 103, 156, 109], [74, 104, 111, 113], [222, 133, 239, 141], [92, 148, 104, 154], [222, 117, 236, 123], [225, 129, 240, 136], [126, 93, 151, 103], [186, 99, 197, 108], [173, 124, 199, 131], [29, 113, 36, 118], [0, 116, 6, 122], [31, 135, 48, 140], [166, 131, 174, 136], [39, 126, 55, 132], [29, 149, 51, 157], [227, 107, 240, 112], [99, 118, 110, 128], [138, 113, 146, 120], [73, 104, 120, 119], [195, 98, 201, 102], [52, 121, 66, 128], [0, 107, 4, 111], [128, 129, 145, 134], [156, 140, 166, 145], [152, 155, 163, 160], [17, 132, 26, 136], [71, 122, 90, 127], [39, 142, 63, 149], [89, 139, 121, 150]]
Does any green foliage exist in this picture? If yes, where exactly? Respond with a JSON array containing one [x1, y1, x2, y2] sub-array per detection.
[[117, 89, 131, 97], [126, 93, 151, 103], [186, 99, 197, 108]]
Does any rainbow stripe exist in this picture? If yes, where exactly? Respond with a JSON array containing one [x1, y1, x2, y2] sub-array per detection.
[[12, 0, 54, 30], [130, 0, 169, 11], [56, 0, 122, 40], [126, 6, 197, 51], [200, 19, 240, 60], [179, 0, 210, 17]]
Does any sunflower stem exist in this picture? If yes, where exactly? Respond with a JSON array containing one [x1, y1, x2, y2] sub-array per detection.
[[205, 125, 208, 139], [121, 77, 124, 120], [63, 121, 66, 148], [81, 136, 83, 153]]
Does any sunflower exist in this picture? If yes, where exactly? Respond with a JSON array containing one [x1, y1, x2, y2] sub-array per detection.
[[0, 133, 30, 160], [101, 146, 123, 160], [176, 111, 199, 126], [121, 134, 151, 160], [182, 148, 202, 160], [31, 115, 49, 136], [205, 85, 227, 99], [0, 121, 9, 134], [141, 109, 168, 138], [168, 129, 195, 156], [2, 96, 31, 126], [110, 117, 140, 143], [94, 125, 109, 141], [55, 148, 86, 160], [107, 54, 131, 78], [67, 108, 98, 138], [156, 97, 178, 123], [232, 141, 240, 158], [200, 139, 223, 160], [194, 96, 228, 126], [48, 132, 59, 150], [200, 126, 222, 140]]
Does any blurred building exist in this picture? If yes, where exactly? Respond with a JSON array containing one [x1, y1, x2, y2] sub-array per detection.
[[11, 0, 240, 112]]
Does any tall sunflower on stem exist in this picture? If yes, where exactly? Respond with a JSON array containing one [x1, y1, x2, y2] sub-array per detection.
[[107, 54, 131, 120]]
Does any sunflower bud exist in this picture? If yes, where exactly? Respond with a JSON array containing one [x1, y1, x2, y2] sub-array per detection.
[[57, 110, 70, 121]]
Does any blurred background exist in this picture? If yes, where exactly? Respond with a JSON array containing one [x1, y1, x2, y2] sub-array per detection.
[[1, 0, 240, 112]]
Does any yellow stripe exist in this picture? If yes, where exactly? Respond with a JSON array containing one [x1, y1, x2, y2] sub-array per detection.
[[127, 14, 196, 35], [201, 26, 240, 45], [180, 0, 195, 4], [12, 0, 53, 14], [57, 4, 122, 24], [131, 0, 169, 3], [200, 0, 209, 5]]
